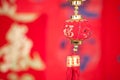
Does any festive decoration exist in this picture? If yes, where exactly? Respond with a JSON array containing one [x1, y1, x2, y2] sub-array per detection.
[[63, 19, 91, 41], [63, 0, 91, 80]]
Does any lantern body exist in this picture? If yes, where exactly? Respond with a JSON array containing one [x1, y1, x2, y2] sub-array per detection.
[[63, 19, 91, 41]]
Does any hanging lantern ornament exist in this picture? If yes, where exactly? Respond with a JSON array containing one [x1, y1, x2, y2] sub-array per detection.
[[63, 0, 91, 80]]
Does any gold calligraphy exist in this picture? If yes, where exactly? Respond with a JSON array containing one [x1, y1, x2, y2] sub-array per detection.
[[0, 0, 38, 23], [0, 23, 46, 72], [7, 73, 35, 80]]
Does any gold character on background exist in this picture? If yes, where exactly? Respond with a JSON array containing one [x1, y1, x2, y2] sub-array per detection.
[[7, 73, 35, 80], [0, 23, 46, 72]]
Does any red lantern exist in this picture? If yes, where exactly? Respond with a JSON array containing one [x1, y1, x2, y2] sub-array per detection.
[[63, 0, 92, 80], [63, 19, 91, 42]]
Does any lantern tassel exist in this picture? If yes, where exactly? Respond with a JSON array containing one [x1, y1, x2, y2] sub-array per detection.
[[66, 53, 80, 80], [67, 65, 80, 80]]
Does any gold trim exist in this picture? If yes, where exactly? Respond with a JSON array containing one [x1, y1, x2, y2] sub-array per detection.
[[67, 55, 80, 67], [71, 40, 83, 45]]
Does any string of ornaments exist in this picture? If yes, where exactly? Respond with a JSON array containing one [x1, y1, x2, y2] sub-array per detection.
[[63, 0, 91, 80]]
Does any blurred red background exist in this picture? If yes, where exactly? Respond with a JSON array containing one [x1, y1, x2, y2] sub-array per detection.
[[0, 0, 120, 80]]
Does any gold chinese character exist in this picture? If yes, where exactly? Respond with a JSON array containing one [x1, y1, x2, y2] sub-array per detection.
[[0, 23, 46, 72]]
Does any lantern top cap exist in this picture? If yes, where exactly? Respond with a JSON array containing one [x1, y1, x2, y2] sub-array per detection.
[[68, 0, 86, 2], [68, 0, 86, 5]]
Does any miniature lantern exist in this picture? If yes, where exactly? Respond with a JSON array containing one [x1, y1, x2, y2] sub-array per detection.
[[63, 0, 91, 80]]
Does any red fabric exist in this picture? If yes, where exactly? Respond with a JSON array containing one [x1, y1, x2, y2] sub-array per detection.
[[101, 0, 120, 80]]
